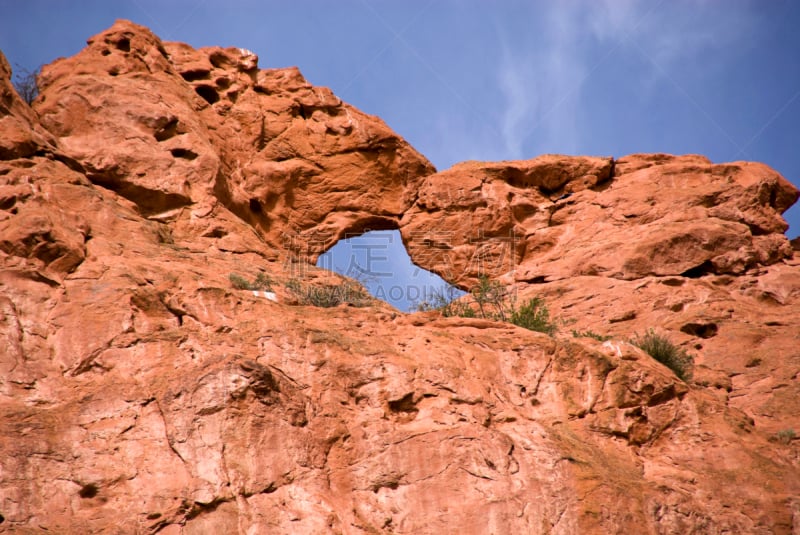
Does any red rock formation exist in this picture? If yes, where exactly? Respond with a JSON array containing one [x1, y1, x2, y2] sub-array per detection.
[[35, 20, 433, 256], [1, 20, 799, 535], [401, 153, 797, 286]]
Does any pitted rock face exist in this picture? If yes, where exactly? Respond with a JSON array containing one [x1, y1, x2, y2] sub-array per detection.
[[1, 19, 800, 535], [35, 19, 434, 252]]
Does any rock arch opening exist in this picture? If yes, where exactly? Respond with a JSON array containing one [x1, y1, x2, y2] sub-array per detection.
[[316, 229, 463, 311]]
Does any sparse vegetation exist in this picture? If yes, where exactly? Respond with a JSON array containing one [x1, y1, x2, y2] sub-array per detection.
[[416, 287, 475, 317], [572, 329, 611, 341], [471, 276, 510, 321], [285, 278, 370, 308], [631, 329, 694, 381], [770, 429, 796, 445], [418, 276, 558, 335], [509, 296, 556, 335], [12, 64, 40, 105], [229, 272, 272, 291]]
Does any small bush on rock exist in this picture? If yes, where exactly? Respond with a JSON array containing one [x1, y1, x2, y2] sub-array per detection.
[[571, 329, 611, 341], [510, 297, 556, 335], [420, 276, 558, 335], [631, 329, 693, 381], [12, 64, 40, 105], [285, 278, 369, 308], [770, 429, 796, 445], [229, 273, 272, 291]]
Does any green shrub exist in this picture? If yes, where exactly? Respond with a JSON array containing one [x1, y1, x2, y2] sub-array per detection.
[[305, 284, 343, 308], [471, 276, 509, 321], [771, 429, 796, 445], [510, 297, 556, 335], [229, 273, 272, 291], [572, 329, 611, 341], [631, 329, 693, 381], [420, 278, 557, 335], [253, 272, 272, 290]]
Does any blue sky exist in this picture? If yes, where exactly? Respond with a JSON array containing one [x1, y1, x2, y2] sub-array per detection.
[[2, 1, 799, 309]]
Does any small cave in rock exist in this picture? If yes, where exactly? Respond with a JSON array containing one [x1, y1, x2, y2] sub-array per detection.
[[180, 69, 211, 82], [170, 148, 198, 160], [115, 38, 131, 52], [154, 118, 180, 142], [248, 198, 262, 213], [195, 85, 220, 105], [680, 322, 718, 339], [681, 260, 715, 279], [388, 392, 418, 413], [317, 229, 464, 312], [79, 483, 99, 499], [294, 105, 309, 119], [209, 51, 233, 69], [215, 76, 232, 89]]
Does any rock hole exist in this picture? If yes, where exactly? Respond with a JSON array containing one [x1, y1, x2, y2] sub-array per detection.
[[388, 393, 417, 413], [79, 483, 99, 498], [0, 196, 16, 211], [317, 229, 464, 311], [116, 38, 131, 52], [195, 85, 219, 105], [0, 513, 4, 523], [101, 49, 111, 56], [209, 51, 232, 69], [680, 260, 715, 278], [181, 69, 211, 82], [680, 322, 718, 339], [170, 148, 198, 160], [154, 118, 180, 141], [202, 227, 228, 238], [248, 198, 262, 213]]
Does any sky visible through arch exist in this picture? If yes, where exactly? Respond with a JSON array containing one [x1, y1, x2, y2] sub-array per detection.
[[2, 1, 799, 310], [317, 230, 462, 312]]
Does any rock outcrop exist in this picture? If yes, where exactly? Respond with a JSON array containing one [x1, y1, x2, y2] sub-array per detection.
[[400, 153, 797, 286], [34, 21, 433, 256], [1, 20, 799, 535]]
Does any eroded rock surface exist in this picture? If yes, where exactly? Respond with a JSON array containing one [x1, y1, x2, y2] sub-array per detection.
[[401, 153, 797, 286], [1, 20, 799, 535], [35, 20, 433, 253]]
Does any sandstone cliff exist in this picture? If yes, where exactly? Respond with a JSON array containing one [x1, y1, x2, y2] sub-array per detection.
[[1, 20, 798, 534]]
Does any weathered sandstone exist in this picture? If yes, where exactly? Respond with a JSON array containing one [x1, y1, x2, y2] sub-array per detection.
[[1, 20, 798, 535]]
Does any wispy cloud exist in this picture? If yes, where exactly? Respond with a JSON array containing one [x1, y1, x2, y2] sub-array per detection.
[[496, 3, 588, 158], [492, 1, 759, 159]]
